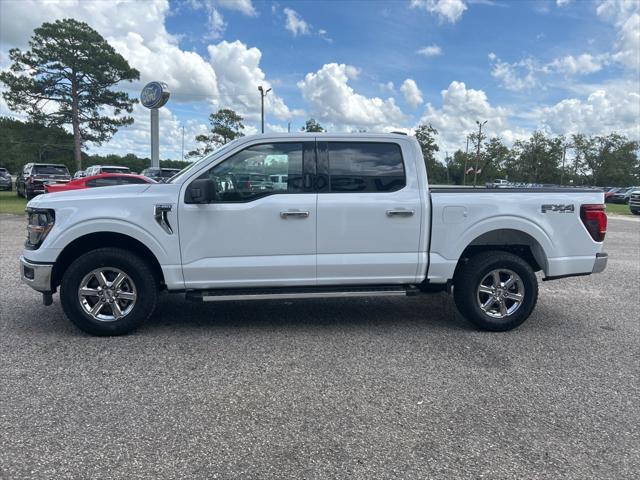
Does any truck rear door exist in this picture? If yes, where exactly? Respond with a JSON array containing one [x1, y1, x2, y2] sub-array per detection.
[[315, 139, 423, 285]]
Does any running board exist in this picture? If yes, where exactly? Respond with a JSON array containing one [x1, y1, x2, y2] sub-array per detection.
[[186, 285, 420, 302]]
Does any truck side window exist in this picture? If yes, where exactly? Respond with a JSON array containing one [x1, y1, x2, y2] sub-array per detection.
[[198, 142, 304, 202], [327, 142, 405, 193]]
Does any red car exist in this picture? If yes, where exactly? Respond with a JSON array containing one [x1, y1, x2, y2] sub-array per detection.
[[45, 173, 155, 193]]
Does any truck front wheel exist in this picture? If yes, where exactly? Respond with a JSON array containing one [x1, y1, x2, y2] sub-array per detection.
[[60, 248, 158, 336], [453, 251, 538, 331]]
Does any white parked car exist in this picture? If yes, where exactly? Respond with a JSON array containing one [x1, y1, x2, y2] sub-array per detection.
[[20, 133, 608, 335], [84, 165, 131, 176], [486, 179, 510, 188]]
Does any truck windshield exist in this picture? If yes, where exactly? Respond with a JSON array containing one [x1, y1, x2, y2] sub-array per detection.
[[167, 139, 241, 184]]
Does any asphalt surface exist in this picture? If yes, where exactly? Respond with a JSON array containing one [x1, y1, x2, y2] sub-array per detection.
[[1, 214, 638, 479]]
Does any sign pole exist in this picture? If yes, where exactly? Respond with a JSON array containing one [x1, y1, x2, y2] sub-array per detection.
[[151, 108, 159, 168], [140, 81, 170, 169]]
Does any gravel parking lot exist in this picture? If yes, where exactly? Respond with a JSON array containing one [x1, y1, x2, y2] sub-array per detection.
[[1, 214, 638, 479]]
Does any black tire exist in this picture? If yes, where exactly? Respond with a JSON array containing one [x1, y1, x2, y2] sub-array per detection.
[[453, 250, 538, 332], [60, 247, 158, 336]]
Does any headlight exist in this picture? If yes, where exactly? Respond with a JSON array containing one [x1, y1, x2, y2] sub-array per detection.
[[25, 208, 55, 250]]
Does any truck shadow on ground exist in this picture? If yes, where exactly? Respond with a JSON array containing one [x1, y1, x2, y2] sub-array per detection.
[[142, 291, 473, 333]]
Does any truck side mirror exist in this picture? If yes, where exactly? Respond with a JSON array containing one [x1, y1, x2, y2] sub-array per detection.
[[185, 178, 217, 204]]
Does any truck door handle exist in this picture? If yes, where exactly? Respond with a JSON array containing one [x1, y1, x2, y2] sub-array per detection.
[[280, 210, 310, 219], [386, 209, 415, 217]]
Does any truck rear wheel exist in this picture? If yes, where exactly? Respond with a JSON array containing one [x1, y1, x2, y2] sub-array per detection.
[[453, 251, 538, 331], [60, 248, 158, 336]]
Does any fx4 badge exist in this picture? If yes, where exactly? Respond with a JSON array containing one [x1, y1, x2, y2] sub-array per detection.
[[541, 204, 575, 213]]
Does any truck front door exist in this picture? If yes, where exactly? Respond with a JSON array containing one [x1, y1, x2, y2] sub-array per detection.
[[179, 141, 317, 289]]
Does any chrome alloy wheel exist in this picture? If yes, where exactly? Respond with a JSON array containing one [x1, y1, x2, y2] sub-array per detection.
[[476, 268, 525, 319], [78, 267, 137, 322]]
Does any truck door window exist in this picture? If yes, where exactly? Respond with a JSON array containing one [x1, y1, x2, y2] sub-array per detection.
[[197, 142, 304, 202], [327, 142, 405, 193]]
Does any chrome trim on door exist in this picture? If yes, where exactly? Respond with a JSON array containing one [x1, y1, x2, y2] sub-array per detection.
[[280, 210, 310, 219], [386, 209, 415, 217]]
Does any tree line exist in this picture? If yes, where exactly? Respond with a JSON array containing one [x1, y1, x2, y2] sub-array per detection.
[[415, 124, 639, 187], [0, 117, 189, 174]]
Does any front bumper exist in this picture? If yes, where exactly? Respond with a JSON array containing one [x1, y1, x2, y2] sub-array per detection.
[[592, 252, 608, 274], [20, 256, 53, 292]]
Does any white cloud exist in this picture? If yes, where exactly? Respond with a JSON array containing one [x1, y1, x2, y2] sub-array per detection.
[[418, 81, 523, 155], [489, 54, 538, 91], [207, 8, 227, 39], [489, 51, 607, 91], [545, 53, 606, 75], [92, 102, 209, 161], [536, 84, 640, 139], [417, 45, 443, 57], [283, 7, 310, 36], [556, 0, 572, 6], [0, 0, 220, 102], [217, 0, 257, 16], [297, 63, 406, 131], [208, 40, 296, 121], [410, 0, 468, 23], [597, 0, 640, 72], [380, 81, 396, 93], [400, 79, 424, 108]]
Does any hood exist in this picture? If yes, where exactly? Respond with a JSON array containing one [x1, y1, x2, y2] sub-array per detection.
[[28, 184, 153, 208]]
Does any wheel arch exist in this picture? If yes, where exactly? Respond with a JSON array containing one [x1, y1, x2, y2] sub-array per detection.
[[51, 232, 165, 292], [454, 228, 549, 277]]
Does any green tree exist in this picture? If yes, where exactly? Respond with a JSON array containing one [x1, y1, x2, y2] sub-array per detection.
[[512, 132, 562, 184], [189, 108, 244, 158], [573, 133, 639, 186], [414, 123, 447, 183], [0, 116, 75, 174], [301, 118, 324, 132], [0, 18, 139, 170], [482, 137, 511, 181]]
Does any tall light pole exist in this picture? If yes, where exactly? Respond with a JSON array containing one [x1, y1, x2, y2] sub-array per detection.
[[473, 120, 487, 187], [258, 85, 271, 134], [463, 135, 470, 186], [181, 124, 185, 162]]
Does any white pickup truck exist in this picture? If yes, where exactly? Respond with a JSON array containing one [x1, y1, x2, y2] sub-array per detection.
[[20, 133, 608, 336]]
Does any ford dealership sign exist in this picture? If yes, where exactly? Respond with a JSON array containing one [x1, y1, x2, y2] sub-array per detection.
[[140, 81, 170, 109]]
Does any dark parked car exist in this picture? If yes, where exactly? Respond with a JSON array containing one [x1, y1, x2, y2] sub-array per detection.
[[16, 163, 71, 199], [628, 190, 640, 215], [604, 187, 621, 202], [0, 167, 12, 191], [609, 187, 638, 204], [141, 167, 181, 183]]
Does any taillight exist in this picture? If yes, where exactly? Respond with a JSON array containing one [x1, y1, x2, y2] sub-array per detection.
[[581, 204, 607, 242]]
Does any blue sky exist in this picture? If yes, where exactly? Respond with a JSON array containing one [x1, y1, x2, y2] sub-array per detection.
[[0, 0, 638, 160]]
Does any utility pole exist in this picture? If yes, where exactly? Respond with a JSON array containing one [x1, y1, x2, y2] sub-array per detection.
[[463, 135, 469, 185], [560, 142, 570, 186], [288, 122, 291, 133], [473, 120, 487, 187], [181, 124, 185, 162], [258, 85, 271, 134]]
